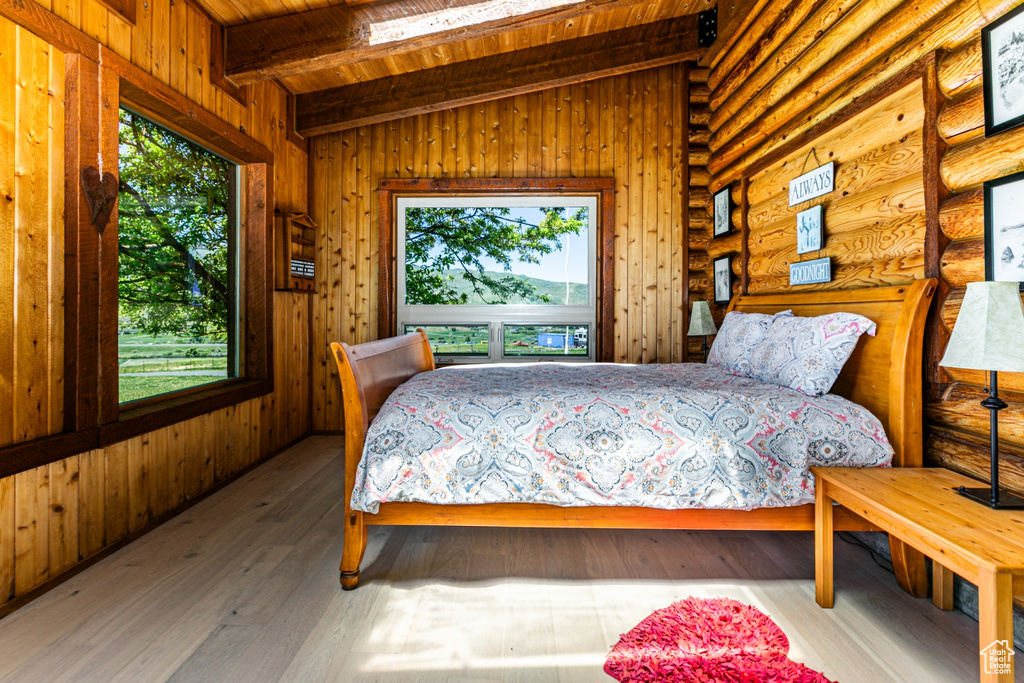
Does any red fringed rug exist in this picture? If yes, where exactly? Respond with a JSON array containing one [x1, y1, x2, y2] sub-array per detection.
[[604, 597, 835, 683]]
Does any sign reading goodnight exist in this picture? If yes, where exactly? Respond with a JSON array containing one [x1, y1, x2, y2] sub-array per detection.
[[790, 257, 831, 286], [788, 162, 834, 207]]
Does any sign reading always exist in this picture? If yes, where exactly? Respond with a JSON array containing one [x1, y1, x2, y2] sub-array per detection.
[[789, 162, 834, 207], [790, 257, 831, 286]]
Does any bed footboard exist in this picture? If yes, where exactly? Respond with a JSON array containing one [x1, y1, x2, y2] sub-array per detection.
[[329, 331, 435, 589]]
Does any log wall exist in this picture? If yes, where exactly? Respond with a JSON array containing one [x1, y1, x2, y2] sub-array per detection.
[[0, 0, 311, 612], [310, 64, 693, 432], [688, 67, 714, 354], [701, 0, 1024, 504]]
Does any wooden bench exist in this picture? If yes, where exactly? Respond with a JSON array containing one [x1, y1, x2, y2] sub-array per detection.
[[813, 467, 1024, 682]]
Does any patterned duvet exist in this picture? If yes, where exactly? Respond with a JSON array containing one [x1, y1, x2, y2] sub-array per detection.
[[351, 362, 893, 513]]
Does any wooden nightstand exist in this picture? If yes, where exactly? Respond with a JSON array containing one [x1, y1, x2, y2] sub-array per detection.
[[813, 467, 1024, 683]]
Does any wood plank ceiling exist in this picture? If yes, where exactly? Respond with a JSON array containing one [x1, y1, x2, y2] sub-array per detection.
[[193, 0, 712, 135]]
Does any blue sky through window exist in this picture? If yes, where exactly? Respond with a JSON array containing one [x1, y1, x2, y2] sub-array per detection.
[[422, 206, 590, 284]]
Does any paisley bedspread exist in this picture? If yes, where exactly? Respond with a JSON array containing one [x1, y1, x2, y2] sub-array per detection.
[[351, 362, 893, 513]]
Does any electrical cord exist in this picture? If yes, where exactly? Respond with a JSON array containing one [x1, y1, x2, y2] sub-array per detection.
[[836, 531, 894, 573]]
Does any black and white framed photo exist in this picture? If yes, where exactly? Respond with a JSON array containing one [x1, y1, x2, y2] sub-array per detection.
[[796, 205, 823, 254], [713, 255, 733, 304], [984, 170, 1024, 288], [713, 186, 733, 238], [983, 3, 1024, 136]]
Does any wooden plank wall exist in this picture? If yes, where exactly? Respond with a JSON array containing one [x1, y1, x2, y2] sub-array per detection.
[[0, 24, 66, 451], [0, 0, 311, 611], [310, 64, 693, 432], [700, 0, 1024, 498]]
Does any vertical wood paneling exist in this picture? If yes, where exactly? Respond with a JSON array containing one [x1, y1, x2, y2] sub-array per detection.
[[311, 64, 691, 430], [626, 72, 642, 364], [103, 440, 129, 544], [127, 435, 148, 533], [13, 29, 57, 445], [78, 448, 104, 559], [0, 476, 14, 602], [612, 74, 628, 362], [13, 466, 48, 594], [47, 38, 64, 437], [0, 20, 16, 450], [47, 456, 78, 575], [0, 0, 311, 610]]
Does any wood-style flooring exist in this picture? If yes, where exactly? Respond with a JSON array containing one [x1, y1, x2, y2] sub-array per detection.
[[0, 436, 991, 682]]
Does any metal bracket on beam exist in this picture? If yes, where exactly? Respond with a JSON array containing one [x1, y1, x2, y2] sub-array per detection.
[[698, 7, 717, 48]]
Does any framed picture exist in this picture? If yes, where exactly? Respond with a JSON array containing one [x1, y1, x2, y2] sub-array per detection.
[[713, 186, 733, 238], [713, 256, 733, 304], [796, 205, 823, 254], [984, 170, 1024, 289], [983, 3, 1024, 136]]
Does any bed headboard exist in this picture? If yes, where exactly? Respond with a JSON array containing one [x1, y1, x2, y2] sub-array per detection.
[[728, 279, 936, 468]]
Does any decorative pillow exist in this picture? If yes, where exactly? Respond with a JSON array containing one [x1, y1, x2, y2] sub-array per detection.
[[706, 310, 793, 377], [753, 312, 877, 396]]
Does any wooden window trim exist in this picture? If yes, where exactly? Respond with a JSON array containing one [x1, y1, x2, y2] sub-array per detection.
[[95, 62, 276, 441], [377, 178, 615, 363], [0, 0, 277, 477]]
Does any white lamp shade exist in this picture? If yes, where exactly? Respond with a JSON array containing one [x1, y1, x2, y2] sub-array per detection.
[[687, 300, 718, 336], [940, 281, 1024, 372]]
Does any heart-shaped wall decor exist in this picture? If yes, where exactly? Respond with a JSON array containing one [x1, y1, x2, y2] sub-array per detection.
[[81, 166, 119, 233]]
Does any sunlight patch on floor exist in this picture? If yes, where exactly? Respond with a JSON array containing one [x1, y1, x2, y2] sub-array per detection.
[[351, 577, 810, 675], [362, 651, 608, 673]]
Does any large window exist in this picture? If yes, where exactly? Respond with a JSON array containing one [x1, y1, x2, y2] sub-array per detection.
[[117, 109, 239, 403], [0, 34, 275, 476], [397, 196, 597, 362]]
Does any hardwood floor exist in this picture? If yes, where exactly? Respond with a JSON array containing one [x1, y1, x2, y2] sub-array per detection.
[[0, 436, 990, 682]]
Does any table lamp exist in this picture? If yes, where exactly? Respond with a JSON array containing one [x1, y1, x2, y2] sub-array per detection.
[[939, 281, 1024, 509], [688, 300, 718, 362]]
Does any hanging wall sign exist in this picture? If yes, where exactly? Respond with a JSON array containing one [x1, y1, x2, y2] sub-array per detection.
[[789, 162, 834, 207], [796, 205, 823, 254], [790, 258, 831, 286]]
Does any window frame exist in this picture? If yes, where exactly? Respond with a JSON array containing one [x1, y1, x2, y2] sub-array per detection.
[[379, 178, 614, 363], [396, 194, 599, 363]]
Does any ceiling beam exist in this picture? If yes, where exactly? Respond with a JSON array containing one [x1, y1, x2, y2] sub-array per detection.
[[295, 14, 702, 137], [224, 0, 642, 84]]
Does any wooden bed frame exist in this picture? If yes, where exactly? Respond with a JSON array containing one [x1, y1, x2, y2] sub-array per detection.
[[330, 280, 937, 593]]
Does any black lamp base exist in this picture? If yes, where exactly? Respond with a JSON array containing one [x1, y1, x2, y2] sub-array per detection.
[[956, 486, 1024, 509]]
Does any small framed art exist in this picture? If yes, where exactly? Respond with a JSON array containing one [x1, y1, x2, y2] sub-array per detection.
[[984, 170, 1024, 288], [983, 3, 1024, 136], [713, 255, 733, 304], [713, 186, 733, 238], [796, 205, 823, 254]]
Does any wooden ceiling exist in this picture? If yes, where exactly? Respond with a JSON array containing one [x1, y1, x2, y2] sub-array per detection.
[[199, 0, 715, 135]]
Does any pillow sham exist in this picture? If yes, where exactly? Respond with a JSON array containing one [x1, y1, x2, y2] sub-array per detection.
[[706, 310, 793, 377], [753, 312, 877, 397]]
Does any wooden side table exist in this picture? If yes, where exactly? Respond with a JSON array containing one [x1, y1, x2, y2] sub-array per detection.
[[813, 467, 1024, 683]]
